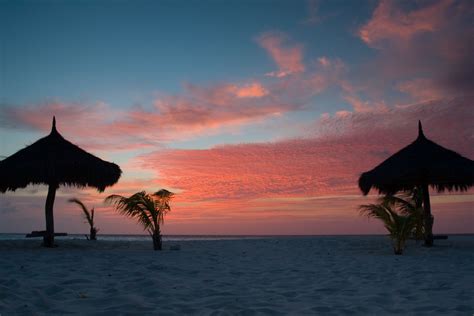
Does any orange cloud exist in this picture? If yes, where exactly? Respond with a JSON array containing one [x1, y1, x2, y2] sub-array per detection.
[[229, 82, 269, 98], [257, 32, 305, 77]]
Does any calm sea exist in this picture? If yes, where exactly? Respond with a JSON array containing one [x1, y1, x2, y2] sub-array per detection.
[[0, 233, 269, 242], [1, 233, 470, 241]]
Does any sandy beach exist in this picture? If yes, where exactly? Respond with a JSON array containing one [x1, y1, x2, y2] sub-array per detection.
[[0, 235, 473, 315]]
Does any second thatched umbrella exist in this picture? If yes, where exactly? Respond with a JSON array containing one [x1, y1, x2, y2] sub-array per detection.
[[359, 121, 474, 246], [0, 117, 122, 247]]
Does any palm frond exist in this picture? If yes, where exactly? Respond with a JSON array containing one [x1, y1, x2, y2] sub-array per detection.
[[105, 191, 161, 231], [106, 190, 174, 250], [69, 198, 94, 226], [359, 203, 392, 224], [359, 202, 415, 241], [153, 189, 174, 225], [381, 191, 424, 240]]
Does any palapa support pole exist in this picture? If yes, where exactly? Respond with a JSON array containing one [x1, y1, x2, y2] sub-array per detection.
[[44, 183, 57, 247], [422, 183, 434, 247]]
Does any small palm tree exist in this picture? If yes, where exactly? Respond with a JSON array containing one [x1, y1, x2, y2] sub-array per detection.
[[69, 198, 98, 240], [383, 188, 424, 241], [105, 190, 174, 250], [359, 197, 416, 255]]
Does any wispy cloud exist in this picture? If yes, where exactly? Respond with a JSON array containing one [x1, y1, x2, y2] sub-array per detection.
[[342, 94, 387, 113], [0, 79, 292, 151], [302, 0, 322, 25], [257, 32, 305, 77], [358, 0, 452, 47], [0, 53, 347, 152], [396, 78, 445, 102], [356, 0, 474, 103]]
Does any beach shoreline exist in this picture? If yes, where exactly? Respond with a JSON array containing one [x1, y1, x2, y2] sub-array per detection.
[[1, 236, 473, 315]]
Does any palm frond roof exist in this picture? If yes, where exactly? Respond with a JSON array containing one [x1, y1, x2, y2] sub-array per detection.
[[359, 121, 474, 195], [0, 117, 121, 192]]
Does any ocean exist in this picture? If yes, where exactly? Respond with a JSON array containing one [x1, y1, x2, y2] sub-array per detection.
[[1, 233, 470, 241], [0, 233, 269, 242]]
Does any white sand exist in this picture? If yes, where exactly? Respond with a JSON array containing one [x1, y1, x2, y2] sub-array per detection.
[[0, 236, 473, 315]]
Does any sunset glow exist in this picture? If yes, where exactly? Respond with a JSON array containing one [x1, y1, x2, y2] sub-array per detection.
[[0, 0, 472, 235]]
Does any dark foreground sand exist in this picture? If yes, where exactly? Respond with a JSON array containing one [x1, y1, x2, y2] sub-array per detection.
[[0, 236, 473, 315]]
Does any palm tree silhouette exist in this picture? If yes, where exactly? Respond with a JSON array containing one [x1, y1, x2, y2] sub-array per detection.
[[359, 193, 419, 255], [105, 190, 174, 250], [383, 188, 424, 241], [69, 198, 98, 240]]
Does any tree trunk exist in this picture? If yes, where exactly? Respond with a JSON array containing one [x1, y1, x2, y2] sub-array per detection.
[[393, 238, 404, 255], [43, 183, 57, 247], [152, 230, 162, 251], [414, 186, 424, 240], [422, 183, 434, 247], [90, 227, 97, 241]]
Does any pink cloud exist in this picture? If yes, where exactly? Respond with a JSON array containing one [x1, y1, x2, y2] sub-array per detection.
[[0, 101, 152, 152], [257, 32, 305, 77], [230, 82, 269, 98], [342, 94, 387, 113], [396, 78, 446, 102], [1, 56, 349, 150], [265, 56, 344, 107], [1, 97, 472, 235], [359, 0, 452, 47], [137, 140, 360, 201], [141, 82, 295, 134], [317, 56, 331, 68], [354, 0, 473, 103], [335, 74, 389, 113], [0, 79, 298, 150], [136, 97, 473, 203], [1, 101, 110, 133]]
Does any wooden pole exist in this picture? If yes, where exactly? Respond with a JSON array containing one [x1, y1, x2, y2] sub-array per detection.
[[422, 183, 434, 247], [43, 183, 57, 247]]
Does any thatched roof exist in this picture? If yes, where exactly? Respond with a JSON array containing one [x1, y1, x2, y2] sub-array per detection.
[[0, 117, 121, 193], [359, 121, 474, 195]]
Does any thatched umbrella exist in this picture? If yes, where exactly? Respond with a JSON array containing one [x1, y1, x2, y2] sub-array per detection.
[[359, 121, 474, 246], [0, 117, 121, 247]]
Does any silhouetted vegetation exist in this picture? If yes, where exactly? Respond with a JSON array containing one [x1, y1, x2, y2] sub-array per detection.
[[359, 192, 423, 255], [0, 117, 121, 247], [383, 188, 424, 241], [69, 198, 98, 240], [105, 190, 174, 250], [359, 121, 474, 247]]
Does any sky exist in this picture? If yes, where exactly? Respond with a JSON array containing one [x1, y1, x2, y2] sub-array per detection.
[[0, 0, 473, 235]]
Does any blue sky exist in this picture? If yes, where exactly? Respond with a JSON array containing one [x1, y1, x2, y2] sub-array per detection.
[[1, 0, 372, 111]]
